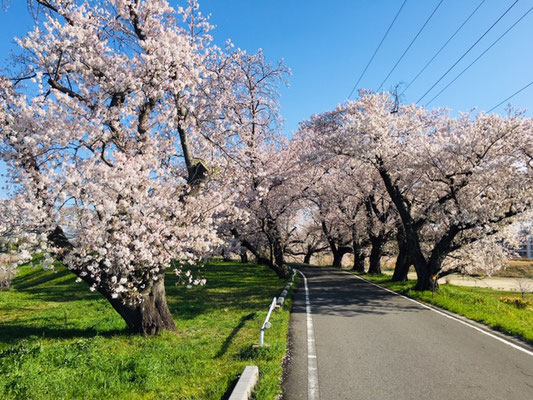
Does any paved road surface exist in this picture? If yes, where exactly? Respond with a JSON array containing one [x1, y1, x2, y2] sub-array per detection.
[[283, 267, 533, 400]]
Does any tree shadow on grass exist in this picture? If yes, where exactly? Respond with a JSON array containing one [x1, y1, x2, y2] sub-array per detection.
[[10, 267, 100, 303], [214, 312, 256, 359], [16, 286, 101, 303], [0, 324, 128, 347], [166, 287, 277, 320], [3, 262, 286, 344], [12, 268, 73, 290], [166, 263, 286, 319]]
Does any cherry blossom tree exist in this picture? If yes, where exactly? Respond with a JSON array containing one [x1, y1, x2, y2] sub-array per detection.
[[212, 47, 316, 279], [302, 177, 354, 268], [230, 141, 312, 278], [0, 0, 258, 334], [284, 211, 329, 265], [300, 93, 533, 290]]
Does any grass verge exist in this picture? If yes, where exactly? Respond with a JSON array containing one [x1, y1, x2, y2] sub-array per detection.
[[354, 273, 533, 344], [495, 259, 533, 278], [0, 261, 293, 400]]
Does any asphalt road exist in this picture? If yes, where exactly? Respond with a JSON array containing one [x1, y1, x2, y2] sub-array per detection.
[[283, 267, 533, 400]]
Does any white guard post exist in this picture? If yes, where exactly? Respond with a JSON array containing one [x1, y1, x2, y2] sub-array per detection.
[[259, 297, 277, 346]]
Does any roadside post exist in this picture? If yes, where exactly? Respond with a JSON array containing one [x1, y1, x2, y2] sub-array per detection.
[[258, 297, 277, 346]]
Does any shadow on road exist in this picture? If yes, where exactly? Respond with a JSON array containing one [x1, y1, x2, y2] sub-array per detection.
[[293, 266, 423, 317]]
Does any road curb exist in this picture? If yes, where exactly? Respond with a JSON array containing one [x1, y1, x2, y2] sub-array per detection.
[[276, 272, 296, 308], [228, 365, 259, 400]]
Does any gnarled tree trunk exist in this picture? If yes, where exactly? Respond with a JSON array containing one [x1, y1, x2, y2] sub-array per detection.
[[332, 246, 351, 268], [107, 276, 176, 335], [352, 238, 366, 273], [49, 227, 176, 335], [392, 226, 411, 282], [368, 236, 385, 274], [269, 229, 290, 279], [392, 253, 410, 282], [377, 164, 438, 290]]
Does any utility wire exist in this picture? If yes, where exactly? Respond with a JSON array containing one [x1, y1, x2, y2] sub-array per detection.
[[400, 0, 486, 97], [376, 0, 444, 92], [425, 4, 533, 106], [347, 0, 408, 99], [488, 80, 533, 112], [416, 0, 519, 103]]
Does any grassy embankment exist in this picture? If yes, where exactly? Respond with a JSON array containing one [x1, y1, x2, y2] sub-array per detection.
[[355, 273, 533, 344], [0, 261, 293, 400], [379, 258, 533, 278], [495, 259, 533, 278]]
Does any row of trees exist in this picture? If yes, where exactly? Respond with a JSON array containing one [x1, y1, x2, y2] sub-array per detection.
[[226, 92, 532, 292], [1, 0, 532, 334], [291, 94, 532, 290]]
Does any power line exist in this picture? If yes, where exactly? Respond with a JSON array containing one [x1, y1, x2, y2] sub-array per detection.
[[488, 80, 533, 113], [416, 0, 519, 104], [376, 0, 444, 92], [425, 4, 533, 106], [400, 0, 486, 97], [347, 0, 408, 99]]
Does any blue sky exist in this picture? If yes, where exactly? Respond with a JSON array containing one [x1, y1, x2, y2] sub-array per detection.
[[1, 0, 532, 197]]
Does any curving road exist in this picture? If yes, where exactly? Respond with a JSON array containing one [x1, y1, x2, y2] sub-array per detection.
[[283, 267, 533, 400]]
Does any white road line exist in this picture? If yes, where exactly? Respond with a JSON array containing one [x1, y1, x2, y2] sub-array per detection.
[[298, 270, 320, 400], [351, 273, 533, 357]]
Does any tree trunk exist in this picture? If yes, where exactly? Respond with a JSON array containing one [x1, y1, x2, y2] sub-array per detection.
[[271, 235, 290, 279], [352, 239, 365, 273], [222, 248, 232, 262], [377, 165, 438, 289], [392, 227, 410, 282], [368, 237, 384, 274], [332, 250, 344, 268], [413, 266, 435, 291], [240, 250, 248, 263], [392, 252, 410, 281], [353, 252, 366, 273], [261, 217, 291, 279], [231, 228, 270, 267], [303, 251, 312, 265], [106, 275, 176, 335]]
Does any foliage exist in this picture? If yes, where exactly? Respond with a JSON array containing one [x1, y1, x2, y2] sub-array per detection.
[[499, 296, 531, 309], [0, 262, 292, 399]]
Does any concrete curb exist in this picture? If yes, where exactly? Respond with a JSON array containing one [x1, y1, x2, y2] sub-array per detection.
[[228, 365, 259, 400], [276, 283, 292, 307], [276, 268, 298, 308]]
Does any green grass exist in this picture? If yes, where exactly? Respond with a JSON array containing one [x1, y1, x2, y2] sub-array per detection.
[[0, 261, 294, 400], [495, 259, 533, 278], [355, 273, 533, 344]]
